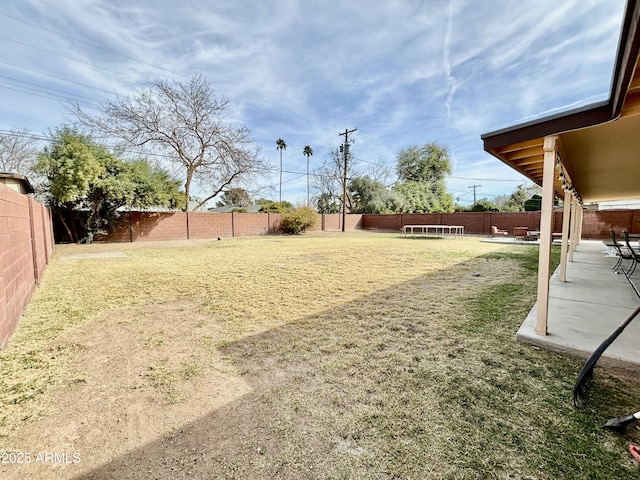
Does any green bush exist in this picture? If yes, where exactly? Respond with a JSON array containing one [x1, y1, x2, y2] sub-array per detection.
[[258, 200, 293, 213], [280, 207, 317, 234]]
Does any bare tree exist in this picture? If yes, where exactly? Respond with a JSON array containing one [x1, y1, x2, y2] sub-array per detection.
[[71, 74, 264, 211], [0, 128, 40, 175], [312, 146, 360, 213]]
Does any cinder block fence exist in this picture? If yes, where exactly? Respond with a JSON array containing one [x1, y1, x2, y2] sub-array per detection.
[[90, 209, 640, 243], [4, 197, 638, 349], [0, 184, 54, 349]]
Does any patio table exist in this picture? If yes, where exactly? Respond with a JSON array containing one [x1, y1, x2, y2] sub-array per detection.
[[401, 225, 464, 237]]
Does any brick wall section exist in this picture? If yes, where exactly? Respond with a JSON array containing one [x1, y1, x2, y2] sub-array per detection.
[[28, 196, 52, 282], [98, 212, 364, 242], [188, 212, 233, 238], [0, 184, 54, 349], [230, 213, 268, 236], [102, 212, 190, 242], [344, 214, 364, 230], [582, 210, 635, 238], [364, 211, 557, 235], [96, 209, 640, 243], [363, 210, 639, 239]]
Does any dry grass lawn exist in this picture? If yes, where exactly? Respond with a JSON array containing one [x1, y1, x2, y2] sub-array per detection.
[[0, 231, 639, 479]]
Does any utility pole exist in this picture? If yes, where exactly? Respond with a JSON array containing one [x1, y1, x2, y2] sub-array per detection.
[[339, 127, 357, 232], [469, 184, 481, 206]]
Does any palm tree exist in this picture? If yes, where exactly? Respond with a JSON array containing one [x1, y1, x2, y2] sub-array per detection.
[[276, 138, 287, 202], [303, 145, 313, 206]]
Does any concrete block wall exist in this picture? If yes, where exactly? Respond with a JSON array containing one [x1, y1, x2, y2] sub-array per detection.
[[95, 208, 640, 244], [189, 212, 233, 238], [362, 214, 402, 231], [361, 210, 638, 239], [582, 209, 636, 238], [96, 212, 364, 243], [135, 212, 188, 241], [0, 184, 54, 349]]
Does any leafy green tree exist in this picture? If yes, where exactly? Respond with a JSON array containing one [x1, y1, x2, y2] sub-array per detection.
[[395, 142, 453, 212], [524, 194, 542, 211], [499, 183, 543, 211], [471, 198, 499, 212], [393, 181, 441, 213], [502, 184, 529, 211], [127, 160, 183, 210], [34, 126, 181, 243], [349, 176, 403, 214], [258, 200, 293, 213], [397, 143, 451, 184], [216, 188, 251, 207], [316, 193, 340, 214]]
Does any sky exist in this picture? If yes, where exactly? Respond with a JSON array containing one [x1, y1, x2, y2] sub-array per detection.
[[0, 0, 628, 207]]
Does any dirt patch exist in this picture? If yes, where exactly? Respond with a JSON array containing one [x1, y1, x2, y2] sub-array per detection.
[[4, 300, 250, 480]]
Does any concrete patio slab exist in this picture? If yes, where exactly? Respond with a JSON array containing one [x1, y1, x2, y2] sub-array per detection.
[[516, 240, 640, 371]]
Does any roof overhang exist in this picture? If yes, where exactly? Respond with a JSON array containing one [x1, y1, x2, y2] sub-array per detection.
[[481, 0, 640, 203], [0, 172, 35, 194]]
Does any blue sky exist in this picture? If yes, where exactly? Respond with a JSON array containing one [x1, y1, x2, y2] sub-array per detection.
[[0, 0, 627, 206]]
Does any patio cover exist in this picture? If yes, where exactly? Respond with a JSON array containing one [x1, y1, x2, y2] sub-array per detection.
[[481, 0, 640, 334]]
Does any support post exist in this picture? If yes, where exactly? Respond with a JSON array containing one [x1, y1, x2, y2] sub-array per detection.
[[569, 197, 579, 261], [559, 189, 572, 282], [576, 205, 584, 246], [535, 136, 557, 335]]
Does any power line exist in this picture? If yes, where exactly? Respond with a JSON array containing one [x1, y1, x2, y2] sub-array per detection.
[[0, 34, 149, 84], [0, 13, 187, 79], [0, 74, 101, 103], [0, 58, 117, 96], [449, 176, 522, 182], [0, 82, 102, 110], [0, 13, 269, 106]]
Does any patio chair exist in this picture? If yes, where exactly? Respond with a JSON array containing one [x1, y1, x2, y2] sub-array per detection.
[[610, 229, 636, 276], [491, 225, 508, 237], [513, 226, 528, 242], [622, 231, 640, 295]]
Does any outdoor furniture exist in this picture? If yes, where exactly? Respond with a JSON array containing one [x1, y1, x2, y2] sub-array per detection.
[[513, 226, 528, 241], [491, 225, 508, 237], [401, 224, 464, 237], [610, 229, 636, 276], [621, 231, 640, 297], [602, 240, 619, 257]]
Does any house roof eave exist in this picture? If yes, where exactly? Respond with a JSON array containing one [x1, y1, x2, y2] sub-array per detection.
[[482, 0, 640, 153]]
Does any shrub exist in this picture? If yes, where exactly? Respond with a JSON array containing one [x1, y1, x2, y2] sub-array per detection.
[[259, 200, 293, 213], [280, 207, 317, 234]]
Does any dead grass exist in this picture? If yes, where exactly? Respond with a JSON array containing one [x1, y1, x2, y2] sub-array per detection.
[[1, 231, 639, 479]]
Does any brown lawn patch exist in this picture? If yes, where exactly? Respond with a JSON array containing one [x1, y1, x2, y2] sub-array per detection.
[[1, 232, 638, 479]]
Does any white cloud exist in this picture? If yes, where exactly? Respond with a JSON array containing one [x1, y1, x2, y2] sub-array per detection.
[[0, 0, 629, 202]]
